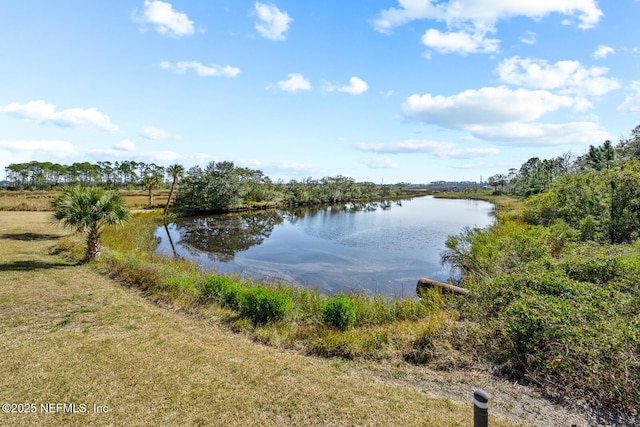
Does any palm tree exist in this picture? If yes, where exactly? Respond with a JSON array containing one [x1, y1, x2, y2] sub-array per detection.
[[52, 186, 130, 262], [164, 164, 184, 216], [142, 169, 164, 206]]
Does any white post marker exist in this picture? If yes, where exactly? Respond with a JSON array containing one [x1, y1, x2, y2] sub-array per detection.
[[474, 388, 489, 427]]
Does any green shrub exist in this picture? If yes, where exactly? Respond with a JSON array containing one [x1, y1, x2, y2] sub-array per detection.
[[289, 287, 323, 323], [522, 272, 580, 298], [238, 286, 293, 325], [203, 275, 243, 309], [578, 214, 603, 241], [441, 226, 499, 277], [501, 294, 575, 357], [498, 226, 553, 272], [561, 256, 621, 284], [322, 294, 357, 329], [161, 277, 196, 293]]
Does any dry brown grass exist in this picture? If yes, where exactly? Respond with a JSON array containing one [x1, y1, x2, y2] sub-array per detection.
[[0, 211, 515, 427], [0, 191, 59, 211], [0, 190, 170, 211]]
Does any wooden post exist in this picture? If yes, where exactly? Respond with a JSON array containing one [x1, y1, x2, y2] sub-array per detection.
[[416, 277, 469, 296]]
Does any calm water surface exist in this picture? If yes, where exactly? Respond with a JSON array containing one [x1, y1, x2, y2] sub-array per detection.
[[155, 196, 494, 296]]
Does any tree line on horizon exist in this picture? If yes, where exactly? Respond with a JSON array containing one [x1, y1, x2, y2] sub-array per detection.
[[484, 124, 640, 197], [173, 161, 408, 213], [3, 158, 410, 213], [3, 160, 172, 190], [483, 124, 640, 243]]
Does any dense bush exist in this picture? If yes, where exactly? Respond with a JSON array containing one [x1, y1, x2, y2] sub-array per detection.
[[525, 161, 640, 243], [501, 293, 576, 357], [321, 294, 357, 329], [238, 286, 293, 325], [561, 256, 621, 284], [203, 275, 243, 309], [446, 213, 640, 413]]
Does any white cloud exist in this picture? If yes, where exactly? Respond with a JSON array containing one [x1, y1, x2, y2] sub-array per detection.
[[140, 126, 167, 140], [360, 157, 399, 169], [354, 140, 456, 154], [133, 0, 195, 38], [269, 162, 325, 175], [239, 159, 263, 168], [323, 77, 369, 95], [148, 150, 182, 163], [113, 139, 137, 152], [254, 2, 292, 41], [354, 140, 499, 159], [277, 73, 311, 92], [87, 147, 183, 164], [321, 81, 338, 92], [370, 0, 440, 34], [139, 125, 181, 140], [402, 86, 588, 128], [0, 100, 118, 132], [160, 61, 240, 77], [339, 77, 368, 95], [0, 140, 76, 157], [617, 81, 640, 112], [467, 122, 613, 146], [372, 0, 603, 34], [496, 56, 620, 96], [422, 28, 500, 55], [444, 147, 501, 159], [520, 31, 536, 45], [593, 44, 615, 59], [372, 1, 601, 58]]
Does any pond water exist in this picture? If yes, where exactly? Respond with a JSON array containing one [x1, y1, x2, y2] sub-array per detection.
[[155, 196, 494, 297]]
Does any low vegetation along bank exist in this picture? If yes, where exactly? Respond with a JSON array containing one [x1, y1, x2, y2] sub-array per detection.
[[437, 193, 639, 418], [73, 189, 635, 420], [88, 211, 456, 360]]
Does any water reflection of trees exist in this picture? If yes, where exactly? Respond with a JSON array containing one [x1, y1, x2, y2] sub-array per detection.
[[172, 200, 409, 260], [174, 210, 283, 262], [283, 200, 403, 224]]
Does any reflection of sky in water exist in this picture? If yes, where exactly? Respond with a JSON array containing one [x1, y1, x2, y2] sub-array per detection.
[[155, 196, 494, 297]]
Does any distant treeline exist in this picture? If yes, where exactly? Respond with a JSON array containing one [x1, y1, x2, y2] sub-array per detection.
[[484, 124, 640, 197], [173, 161, 413, 213], [2, 159, 419, 213], [3, 160, 169, 190]]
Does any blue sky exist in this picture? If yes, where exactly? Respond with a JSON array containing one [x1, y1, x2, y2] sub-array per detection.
[[1, 1, 639, 183]]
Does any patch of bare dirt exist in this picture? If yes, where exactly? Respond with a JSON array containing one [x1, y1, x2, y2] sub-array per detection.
[[361, 362, 639, 426]]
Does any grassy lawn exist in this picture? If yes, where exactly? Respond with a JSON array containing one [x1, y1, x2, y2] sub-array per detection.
[[0, 211, 515, 426]]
